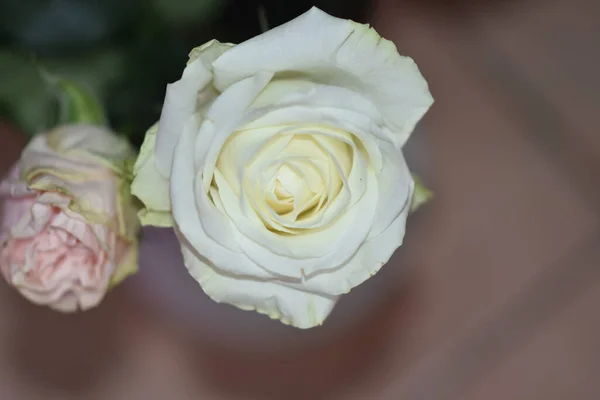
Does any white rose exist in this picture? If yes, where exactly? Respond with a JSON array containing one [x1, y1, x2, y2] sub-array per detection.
[[132, 7, 433, 328]]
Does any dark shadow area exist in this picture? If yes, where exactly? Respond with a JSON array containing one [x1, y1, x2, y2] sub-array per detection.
[[0, 0, 373, 148]]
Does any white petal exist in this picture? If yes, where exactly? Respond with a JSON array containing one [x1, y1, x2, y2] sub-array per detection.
[[196, 72, 274, 190], [299, 192, 413, 296], [187, 39, 235, 65], [251, 79, 383, 131], [179, 237, 338, 329], [170, 111, 275, 280], [191, 73, 274, 252], [368, 143, 413, 238], [242, 105, 383, 172], [155, 41, 233, 176], [155, 60, 211, 176], [291, 149, 414, 295], [216, 167, 379, 278], [216, 126, 289, 197], [212, 7, 433, 147]]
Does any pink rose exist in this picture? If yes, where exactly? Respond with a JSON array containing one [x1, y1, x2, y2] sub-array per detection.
[[0, 124, 140, 311]]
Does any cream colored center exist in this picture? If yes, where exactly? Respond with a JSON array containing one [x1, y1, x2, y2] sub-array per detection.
[[214, 125, 355, 233]]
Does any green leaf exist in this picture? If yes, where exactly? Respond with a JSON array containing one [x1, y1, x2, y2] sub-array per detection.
[[42, 70, 107, 126], [0, 51, 55, 136], [411, 174, 433, 212]]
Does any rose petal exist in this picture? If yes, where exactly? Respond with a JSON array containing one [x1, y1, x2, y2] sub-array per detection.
[[214, 167, 379, 278], [367, 143, 413, 238], [298, 181, 414, 295], [171, 110, 277, 280], [196, 71, 274, 191], [155, 40, 234, 176], [179, 236, 338, 329], [212, 7, 433, 148]]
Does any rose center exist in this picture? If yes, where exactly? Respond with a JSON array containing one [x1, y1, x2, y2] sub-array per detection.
[[265, 162, 323, 218], [214, 125, 355, 234], [259, 134, 333, 222]]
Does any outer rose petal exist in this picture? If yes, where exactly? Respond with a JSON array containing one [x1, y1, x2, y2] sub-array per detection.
[[266, 149, 414, 296], [212, 7, 433, 148], [179, 236, 338, 329], [188, 39, 235, 66], [171, 111, 276, 281], [294, 185, 413, 295], [154, 40, 234, 177], [131, 123, 173, 227]]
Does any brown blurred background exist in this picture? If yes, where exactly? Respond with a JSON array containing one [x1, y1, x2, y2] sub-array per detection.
[[1, 0, 600, 399]]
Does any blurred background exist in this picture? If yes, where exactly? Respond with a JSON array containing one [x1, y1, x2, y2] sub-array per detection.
[[0, 0, 370, 147], [1, 0, 599, 399]]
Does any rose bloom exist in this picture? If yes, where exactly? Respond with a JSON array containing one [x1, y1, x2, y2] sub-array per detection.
[[0, 124, 140, 312], [132, 7, 433, 328]]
